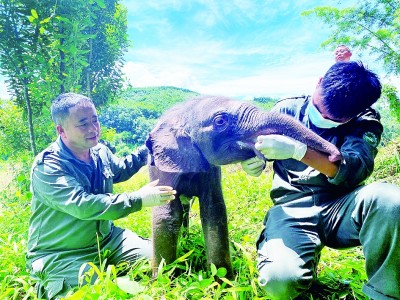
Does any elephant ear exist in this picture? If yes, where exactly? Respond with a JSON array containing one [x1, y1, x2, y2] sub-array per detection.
[[145, 122, 210, 173]]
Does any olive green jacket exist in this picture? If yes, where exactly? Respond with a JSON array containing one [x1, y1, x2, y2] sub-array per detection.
[[27, 137, 147, 265]]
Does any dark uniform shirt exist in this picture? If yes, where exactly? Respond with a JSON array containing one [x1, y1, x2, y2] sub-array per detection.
[[269, 96, 383, 204]]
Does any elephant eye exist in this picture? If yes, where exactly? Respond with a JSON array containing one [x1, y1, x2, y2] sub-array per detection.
[[213, 114, 230, 131]]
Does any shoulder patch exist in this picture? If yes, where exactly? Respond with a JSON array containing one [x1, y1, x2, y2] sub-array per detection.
[[363, 132, 379, 147]]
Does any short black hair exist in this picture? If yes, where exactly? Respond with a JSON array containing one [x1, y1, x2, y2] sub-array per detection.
[[321, 61, 381, 119], [51, 93, 94, 125]]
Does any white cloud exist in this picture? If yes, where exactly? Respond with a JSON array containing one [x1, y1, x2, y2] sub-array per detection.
[[122, 61, 201, 90], [122, 52, 333, 99], [121, 0, 184, 12], [193, 56, 332, 98]]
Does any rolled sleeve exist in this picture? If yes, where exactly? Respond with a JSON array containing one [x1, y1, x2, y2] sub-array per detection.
[[328, 127, 381, 187]]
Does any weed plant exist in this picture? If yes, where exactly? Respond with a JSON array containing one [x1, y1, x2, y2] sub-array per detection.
[[1, 138, 399, 299]]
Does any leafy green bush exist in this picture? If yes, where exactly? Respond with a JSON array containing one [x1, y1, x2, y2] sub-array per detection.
[[0, 154, 35, 299], [382, 84, 400, 123], [367, 136, 400, 186], [0, 101, 30, 159], [0, 100, 55, 158], [374, 97, 400, 144]]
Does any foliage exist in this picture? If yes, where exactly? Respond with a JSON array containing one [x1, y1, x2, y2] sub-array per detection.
[[116, 86, 199, 116], [0, 155, 34, 299], [0, 99, 55, 157], [382, 84, 400, 122], [374, 95, 400, 144], [0, 0, 129, 104], [366, 136, 400, 186], [252, 96, 278, 111], [302, 0, 400, 75], [0, 0, 129, 155], [0, 101, 30, 159], [0, 0, 54, 154], [55, 0, 130, 105]]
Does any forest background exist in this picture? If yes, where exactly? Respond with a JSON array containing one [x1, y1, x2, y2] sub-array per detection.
[[0, 0, 399, 299]]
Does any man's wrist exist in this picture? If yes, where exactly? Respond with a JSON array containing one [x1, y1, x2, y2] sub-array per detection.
[[292, 143, 307, 160]]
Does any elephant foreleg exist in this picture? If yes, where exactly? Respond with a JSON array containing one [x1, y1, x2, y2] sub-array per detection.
[[199, 198, 233, 279], [152, 197, 184, 277]]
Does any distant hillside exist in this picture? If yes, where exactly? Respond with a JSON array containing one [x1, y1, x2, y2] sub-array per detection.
[[117, 86, 199, 112], [99, 86, 199, 152]]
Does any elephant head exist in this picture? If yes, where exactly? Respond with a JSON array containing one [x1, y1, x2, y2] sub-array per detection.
[[146, 95, 341, 173]]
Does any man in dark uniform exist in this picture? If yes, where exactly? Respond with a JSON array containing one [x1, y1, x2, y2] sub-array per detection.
[[241, 61, 400, 299]]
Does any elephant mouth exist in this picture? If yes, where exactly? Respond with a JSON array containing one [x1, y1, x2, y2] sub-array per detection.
[[236, 140, 265, 161]]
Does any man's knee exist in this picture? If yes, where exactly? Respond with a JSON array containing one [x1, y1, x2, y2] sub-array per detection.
[[258, 263, 312, 299], [256, 238, 315, 299], [359, 182, 400, 215], [106, 228, 152, 264]]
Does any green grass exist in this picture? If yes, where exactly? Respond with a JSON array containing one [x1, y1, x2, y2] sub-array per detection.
[[1, 138, 399, 299]]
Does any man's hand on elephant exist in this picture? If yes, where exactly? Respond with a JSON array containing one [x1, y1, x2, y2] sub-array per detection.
[[255, 134, 307, 161], [137, 180, 176, 207], [241, 157, 266, 177]]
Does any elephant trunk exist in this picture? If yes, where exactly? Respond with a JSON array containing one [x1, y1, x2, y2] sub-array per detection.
[[236, 104, 342, 162], [236, 107, 281, 133]]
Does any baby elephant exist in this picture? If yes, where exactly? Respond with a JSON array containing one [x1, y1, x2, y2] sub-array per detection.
[[145, 95, 340, 278]]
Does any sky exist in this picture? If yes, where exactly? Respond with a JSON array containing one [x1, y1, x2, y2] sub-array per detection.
[[120, 0, 360, 99], [1, 0, 394, 100]]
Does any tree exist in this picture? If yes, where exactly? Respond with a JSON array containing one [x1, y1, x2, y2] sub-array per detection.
[[303, 0, 400, 75], [55, 0, 129, 105], [0, 0, 129, 155], [0, 0, 54, 154]]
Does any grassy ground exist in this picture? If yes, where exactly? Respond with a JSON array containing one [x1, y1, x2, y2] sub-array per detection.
[[0, 138, 399, 299]]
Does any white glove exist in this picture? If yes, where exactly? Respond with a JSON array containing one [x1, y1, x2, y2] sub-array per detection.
[[255, 134, 307, 161], [241, 157, 266, 177], [136, 180, 176, 207]]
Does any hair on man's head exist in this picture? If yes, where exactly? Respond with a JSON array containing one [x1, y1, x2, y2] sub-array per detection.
[[336, 44, 351, 51], [321, 61, 381, 119], [51, 93, 94, 125]]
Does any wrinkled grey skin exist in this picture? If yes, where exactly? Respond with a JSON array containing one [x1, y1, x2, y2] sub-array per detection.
[[145, 95, 341, 278]]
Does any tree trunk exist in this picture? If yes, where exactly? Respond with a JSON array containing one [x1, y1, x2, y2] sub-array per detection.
[[59, 29, 65, 94], [23, 81, 37, 155], [86, 38, 93, 97]]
